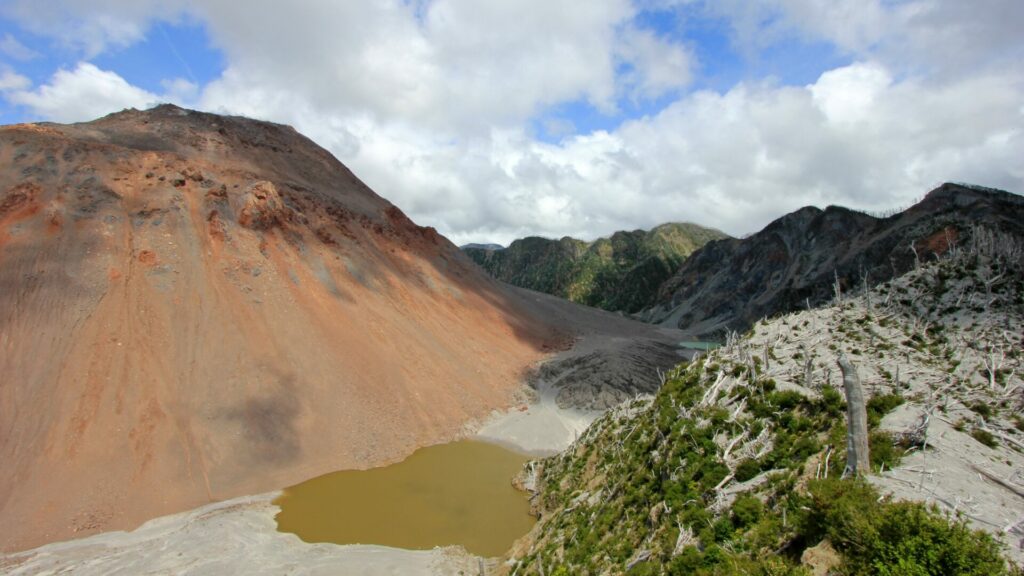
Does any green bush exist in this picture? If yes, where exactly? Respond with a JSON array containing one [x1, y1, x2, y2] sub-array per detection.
[[971, 428, 999, 449], [735, 458, 762, 482], [869, 430, 905, 471], [731, 494, 764, 529], [969, 402, 993, 420], [817, 386, 845, 417], [802, 478, 1010, 576], [770, 390, 807, 411], [867, 393, 904, 428]]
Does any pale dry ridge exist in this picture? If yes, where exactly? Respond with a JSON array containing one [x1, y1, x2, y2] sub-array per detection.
[[0, 104, 579, 552], [736, 226, 1024, 562], [511, 225, 1024, 572]]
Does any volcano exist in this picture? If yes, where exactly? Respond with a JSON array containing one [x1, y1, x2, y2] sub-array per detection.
[[0, 105, 653, 551]]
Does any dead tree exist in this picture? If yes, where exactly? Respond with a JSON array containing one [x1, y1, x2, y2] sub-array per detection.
[[802, 344, 813, 389], [833, 269, 843, 305], [983, 340, 1006, 390], [838, 354, 870, 477]]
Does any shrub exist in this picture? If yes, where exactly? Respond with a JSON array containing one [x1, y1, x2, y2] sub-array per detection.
[[817, 386, 845, 418], [867, 393, 904, 428], [971, 428, 999, 449], [731, 494, 764, 529], [869, 430, 905, 471], [969, 402, 993, 420], [770, 390, 807, 411], [735, 458, 762, 482], [802, 478, 1010, 576]]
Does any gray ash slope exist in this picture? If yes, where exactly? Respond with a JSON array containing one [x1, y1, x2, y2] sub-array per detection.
[[639, 183, 1024, 338]]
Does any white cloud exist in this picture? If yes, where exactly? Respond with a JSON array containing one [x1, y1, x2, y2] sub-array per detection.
[[0, 68, 31, 91], [0, 33, 40, 61], [617, 26, 694, 101], [332, 61, 1024, 245], [4, 63, 162, 123], [0, 1, 1021, 246], [193, 0, 639, 132], [160, 76, 198, 101], [706, 0, 1024, 78], [0, 0, 175, 57], [809, 62, 891, 125]]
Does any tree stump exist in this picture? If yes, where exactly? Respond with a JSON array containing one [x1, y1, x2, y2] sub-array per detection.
[[838, 354, 870, 477]]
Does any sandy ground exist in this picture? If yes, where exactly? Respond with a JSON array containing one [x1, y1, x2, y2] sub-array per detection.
[[476, 287, 689, 454], [872, 404, 1024, 564], [0, 381, 607, 575], [0, 493, 486, 576], [475, 380, 600, 456]]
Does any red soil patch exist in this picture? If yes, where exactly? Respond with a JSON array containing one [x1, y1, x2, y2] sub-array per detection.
[[137, 250, 157, 265], [918, 225, 960, 255], [207, 210, 227, 242], [0, 182, 41, 217]]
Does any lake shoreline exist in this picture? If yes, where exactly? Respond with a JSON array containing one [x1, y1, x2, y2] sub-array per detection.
[[0, 388, 580, 575]]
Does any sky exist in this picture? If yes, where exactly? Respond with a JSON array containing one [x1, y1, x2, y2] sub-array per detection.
[[0, 1, 1022, 246]]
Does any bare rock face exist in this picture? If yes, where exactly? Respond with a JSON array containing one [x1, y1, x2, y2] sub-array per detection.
[[232, 180, 292, 230], [640, 183, 1024, 338], [801, 539, 841, 576]]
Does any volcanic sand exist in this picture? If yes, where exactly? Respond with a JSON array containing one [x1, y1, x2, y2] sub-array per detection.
[[0, 106, 683, 552]]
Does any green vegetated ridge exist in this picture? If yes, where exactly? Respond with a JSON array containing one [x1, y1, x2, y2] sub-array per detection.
[[463, 223, 728, 313], [510, 226, 1024, 575]]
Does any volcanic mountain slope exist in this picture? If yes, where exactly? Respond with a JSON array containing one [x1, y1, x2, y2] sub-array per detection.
[[640, 183, 1024, 337], [463, 223, 728, 314], [510, 229, 1024, 574], [0, 105, 681, 552]]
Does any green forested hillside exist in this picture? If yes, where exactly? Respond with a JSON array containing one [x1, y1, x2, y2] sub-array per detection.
[[463, 223, 727, 313]]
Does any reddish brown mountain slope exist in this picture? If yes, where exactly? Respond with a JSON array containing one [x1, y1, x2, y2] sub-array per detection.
[[0, 105, 571, 551]]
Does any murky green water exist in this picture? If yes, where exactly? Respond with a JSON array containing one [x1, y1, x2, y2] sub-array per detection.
[[273, 440, 536, 557]]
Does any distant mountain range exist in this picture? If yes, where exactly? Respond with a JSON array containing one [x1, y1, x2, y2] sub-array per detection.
[[460, 242, 504, 251], [462, 223, 728, 314], [639, 183, 1024, 337], [464, 184, 1024, 339]]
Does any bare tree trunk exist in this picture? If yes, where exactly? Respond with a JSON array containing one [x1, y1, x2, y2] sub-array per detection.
[[838, 354, 870, 477], [833, 269, 842, 305], [802, 344, 813, 388]]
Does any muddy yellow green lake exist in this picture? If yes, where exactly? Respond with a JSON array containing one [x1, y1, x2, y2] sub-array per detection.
[[273, 440, 536, 557]]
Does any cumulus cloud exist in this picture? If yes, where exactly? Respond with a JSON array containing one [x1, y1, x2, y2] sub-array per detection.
[[707, 0, 1024, 78], [0, 68, 31, 91], [1, 0, 1022, 246], [4, 63, 163, 123], [1, 0, 175, 57], [338, 59, 1023, 245], [616, 25, 694, 101]]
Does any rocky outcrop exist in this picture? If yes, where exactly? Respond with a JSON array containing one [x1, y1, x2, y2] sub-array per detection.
[[231, 181, 293, 230], [640, 183, 1024, 337]]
